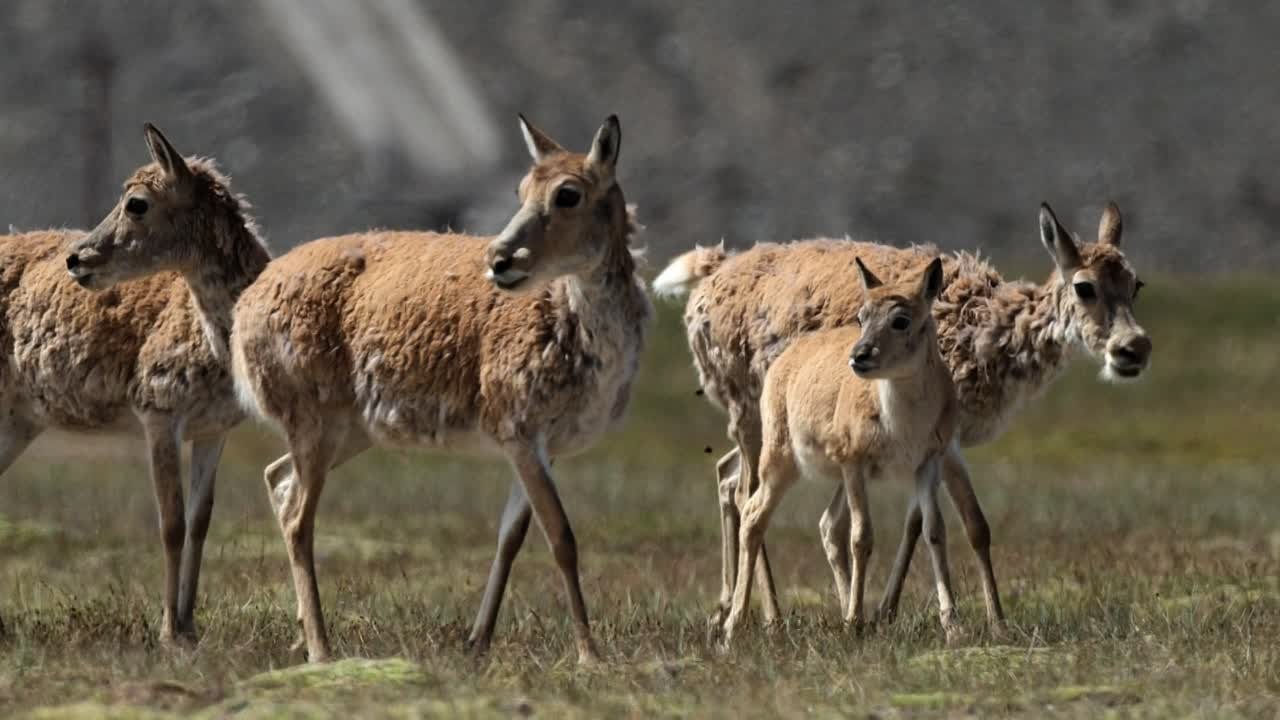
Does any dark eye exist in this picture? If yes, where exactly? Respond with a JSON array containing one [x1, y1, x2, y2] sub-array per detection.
[[891, 316, 911, 331], [1074, 281, 1097, 302], [125, 197, 149, 216], [1133, 280, 1144, 300], [554, 186, 581, 208]]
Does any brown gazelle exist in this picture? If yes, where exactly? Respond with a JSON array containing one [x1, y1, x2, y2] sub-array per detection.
[[655, 202, 1151, 630], [723, 256, 958, 645], [230, 115, 649, 664], [2, 124, 271, 642]]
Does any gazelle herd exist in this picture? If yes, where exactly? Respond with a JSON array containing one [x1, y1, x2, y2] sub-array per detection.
[[2, 115, 1150, 664]]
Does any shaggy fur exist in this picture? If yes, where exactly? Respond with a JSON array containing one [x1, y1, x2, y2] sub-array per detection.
[[722, 259, 960, 645], [6, 126, 270, 643], [231, 116, 650, 664], [662, 202, 1150, 629]]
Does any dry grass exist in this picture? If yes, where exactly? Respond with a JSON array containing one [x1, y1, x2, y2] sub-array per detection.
[[1, 276, 1279, 718]]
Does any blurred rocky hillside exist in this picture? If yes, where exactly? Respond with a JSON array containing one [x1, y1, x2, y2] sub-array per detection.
[[2, 0, 1277, 271]]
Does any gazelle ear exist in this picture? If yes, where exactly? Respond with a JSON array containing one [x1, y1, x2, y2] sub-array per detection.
[[586, 114, 620, 181], [918, 257, 945, 303], [1039, 202, 1083, 273], [143, 123, 192, 185], [518, 114, 565, 164], [1098, 201, 1122, 247], [855, 257, 883, 291]]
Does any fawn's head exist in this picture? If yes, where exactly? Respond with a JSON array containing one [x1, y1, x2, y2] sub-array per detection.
[[1039, 201, 1151, 382], [486, 114, 625, 292], [67, 124, 243, 290], [850, 256, 946, 380]]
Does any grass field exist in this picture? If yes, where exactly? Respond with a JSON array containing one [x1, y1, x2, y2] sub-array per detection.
[[1, 276, 1278, 718]]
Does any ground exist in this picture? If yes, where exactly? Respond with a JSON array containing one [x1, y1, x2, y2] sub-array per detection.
[[1, 278, 1278, 718]]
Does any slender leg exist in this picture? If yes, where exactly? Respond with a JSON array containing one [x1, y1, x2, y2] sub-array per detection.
[[818, 483, 851, 615], [506, 440, 599, 664], [140, 414, 185, 643], [941, 444, 1004, 628], [176, 433, 227, 637], [711, 449, 739, 627], [841, 467, 873, 628], [721, 415, 782, 625], [878, 500, 923, 624], [465, 481, 532, 655], [275, 419, 347, 664], [264, 432, 370, 654], [723, 447, 795, 645], [917, 457, 959, 641]]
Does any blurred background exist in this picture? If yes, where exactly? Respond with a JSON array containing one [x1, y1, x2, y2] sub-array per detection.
[[2, 0, 1278, 270]]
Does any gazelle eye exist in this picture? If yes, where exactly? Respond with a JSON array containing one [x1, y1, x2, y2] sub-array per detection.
[[554, 186, 581, 208], [1074, 281, 1097, 302], [891, 316, 910, 331], [1133, 280, 1144, 300], [125, 197, 149, 216]]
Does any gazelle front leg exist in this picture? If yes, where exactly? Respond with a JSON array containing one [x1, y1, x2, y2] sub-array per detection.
[[140, 413, 185, 644], [505, 439, 600, 665], [176, 433, 227, 638], [917, 456, 960, 642], [841, 466, 873, 629], [818, 483, 852, 616], [466, 480, 533, 656], [877, 499, 922, 624]]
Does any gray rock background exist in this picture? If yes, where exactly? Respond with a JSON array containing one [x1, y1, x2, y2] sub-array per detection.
[[2, 0, 1276, 271]]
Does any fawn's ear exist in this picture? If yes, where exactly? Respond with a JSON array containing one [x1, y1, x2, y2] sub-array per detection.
[[518, 114, 565, 164], [918, 257, 945, 304], [1039, 202, 1083, 273], [855, 256, 883, 291], [1098, 201, 1123, 247], [586, 114, 621, 183], [143, 123, 193, 187]]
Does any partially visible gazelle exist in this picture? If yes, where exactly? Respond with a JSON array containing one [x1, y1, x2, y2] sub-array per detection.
[[9, 124, 272, 642], [655, 202, 1151, 630], [230, 115, 649, 664], [723, 256, 960, 645]]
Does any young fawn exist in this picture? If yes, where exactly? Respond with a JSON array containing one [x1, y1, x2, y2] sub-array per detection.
[[722, 256, 959, 644]]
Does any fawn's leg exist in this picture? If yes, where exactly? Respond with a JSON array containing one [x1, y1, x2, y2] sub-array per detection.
[[140, 413, 185, 644], [818, 483, 852, 615], [878, 499, 923, 624], [918, 457, 959, 642], [176, 433, 227, 636], [723, 446, 795, 645], [841, 467, 873, 628], [941, 444, 1004, 628]]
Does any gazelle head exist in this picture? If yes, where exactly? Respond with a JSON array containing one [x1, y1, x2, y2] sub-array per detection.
[[67, 124, 211, 290], [849, 256, 946, 380], [1039, 202, 1151, 382], [486, 114, 624, 292]]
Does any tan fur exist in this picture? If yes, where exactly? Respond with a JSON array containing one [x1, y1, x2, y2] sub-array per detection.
[[231, 115, 649, 664], [722, 258, 960, 644], [667, 202, 1150, 628], [4, 125, 270, 642]]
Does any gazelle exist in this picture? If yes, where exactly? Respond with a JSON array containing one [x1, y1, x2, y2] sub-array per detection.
[[655, 202, 1151, 630], [18, 124, 271, 642], [723, 256, 959, 644], [229, 115, 649, 664]]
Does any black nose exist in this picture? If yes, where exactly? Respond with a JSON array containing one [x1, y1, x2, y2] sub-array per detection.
[[853, 346, 874, 364], [492, 257, 511, 275], [66, 254, 79, 270], [1114, 335, 1152, 366]]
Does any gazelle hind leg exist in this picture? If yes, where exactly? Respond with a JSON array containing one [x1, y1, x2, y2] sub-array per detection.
[[878, 500, 923, 624], [723, 446, 795, 646], [941, 444, 1004, 630], [917, 456, 959, 642], [818, 483, 851, 615]]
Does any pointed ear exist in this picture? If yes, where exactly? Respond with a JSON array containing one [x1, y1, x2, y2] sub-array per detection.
[[917, 257, 945, 303], [1039, 202, 1082, 273], [1098, 201, 1122, 247], [518, 114, 565, 164], [855, 257, 883, 291], [586, 114, 620, 180], [143, 123, 192, 185]]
